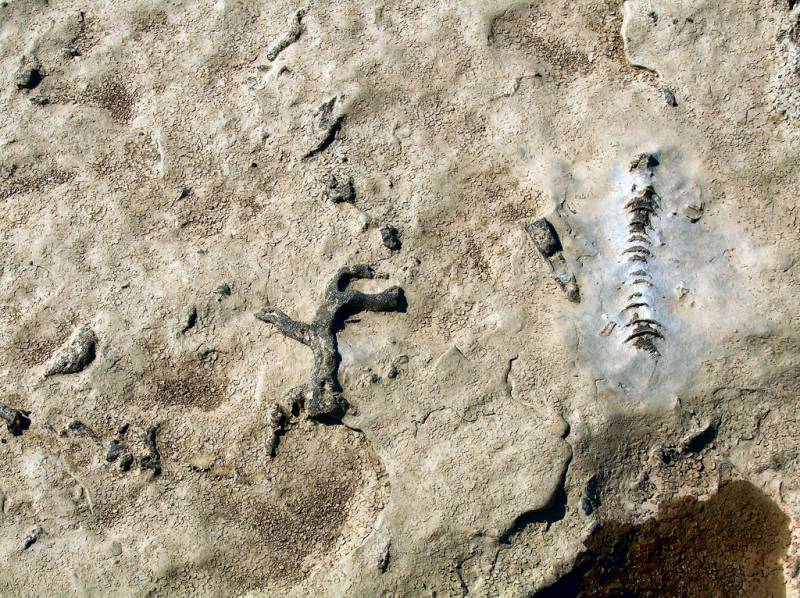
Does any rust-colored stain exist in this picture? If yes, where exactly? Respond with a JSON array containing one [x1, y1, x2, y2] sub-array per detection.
[[538, 481, 791, 597]]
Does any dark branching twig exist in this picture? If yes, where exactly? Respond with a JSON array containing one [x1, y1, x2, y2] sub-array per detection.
[[256, 265, 406, 457]]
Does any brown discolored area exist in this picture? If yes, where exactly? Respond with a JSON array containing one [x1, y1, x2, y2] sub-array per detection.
[[0, 168, 74, 202], [488, 1, 626, 75], [83, 78, 137, 122], [489, 5, 592, 75], [8, 320, 72, 368], [134, 353, 229, 411], [172, 181, 232, 239], [155, 418, 388, 594], [537, 481, 790, 598], [145, 368, 227, 411]]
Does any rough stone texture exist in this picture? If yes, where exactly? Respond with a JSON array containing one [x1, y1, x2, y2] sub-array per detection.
[[0, 0, 799, 596]]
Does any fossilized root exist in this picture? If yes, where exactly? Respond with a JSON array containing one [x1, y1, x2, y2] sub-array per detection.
[[256, 265, 405, 457]]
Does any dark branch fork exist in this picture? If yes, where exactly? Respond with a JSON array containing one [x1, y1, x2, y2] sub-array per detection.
[[256, 265, 405, 457]]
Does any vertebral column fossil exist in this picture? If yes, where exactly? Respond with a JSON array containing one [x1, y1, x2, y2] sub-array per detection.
[[622, 154, 663, 356], [255, 265, 405, 457]]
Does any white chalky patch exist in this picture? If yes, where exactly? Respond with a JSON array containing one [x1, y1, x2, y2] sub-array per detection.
[[562, 148, 750, 406]]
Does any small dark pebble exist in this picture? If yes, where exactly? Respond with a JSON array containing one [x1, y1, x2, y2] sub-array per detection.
[[0, 402, 31, 436], [15, 67, 42, 90], [119, 453, 134, 471], [23, 526, 43, 550], [62, 47, 80, 58], [106, 440, 125, 462], [213, 282, 231, 296], [180, 305, 197, 333], [29, 96, 49, 106], [325, 173, 355, 204], [387, 366, 398, 379], [178, 186, 191, 199], [380, 225, 402, 251], [663, 88, 678, 107]]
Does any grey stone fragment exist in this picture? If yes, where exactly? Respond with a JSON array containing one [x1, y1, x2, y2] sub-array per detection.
[[684, 201, 704, 222], [23, 526, 43, 549], [119, 453, 134, 471], [526, 218, 562, 258], [304, 97, 345, 159], [179, 305, 197, 333], [109, 541, 122, 556], [139, 424, 162, 475], [106, 439, 126, 462], [325, 173, 355, 204], [106, 430, 134, 471], [381, 225, 401, 250], [213, 282, 231, 296], [266, 9, 306, 62], [629, 152, 659, 172], [525, 219, 581, 303], [15, 65, 42, 90], [44, 326, 97, 376]]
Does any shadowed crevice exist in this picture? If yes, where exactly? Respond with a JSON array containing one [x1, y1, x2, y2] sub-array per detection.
[[500, 452, 572, 544]]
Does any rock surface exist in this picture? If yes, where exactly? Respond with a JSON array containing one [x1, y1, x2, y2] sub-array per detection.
[[0, 0, 799, 596]]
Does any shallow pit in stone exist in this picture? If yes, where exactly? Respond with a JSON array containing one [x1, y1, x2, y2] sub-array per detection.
[[537, 480, 790, 597]]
